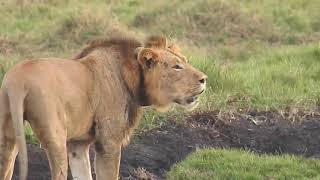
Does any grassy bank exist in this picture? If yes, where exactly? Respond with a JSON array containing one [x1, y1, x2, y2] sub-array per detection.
[[196, 43, 320, 111], [167, 149, 320, 180]]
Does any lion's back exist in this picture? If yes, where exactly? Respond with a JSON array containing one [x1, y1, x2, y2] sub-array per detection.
[[1, 58, 94, 118], [2, 58, 91, 92]]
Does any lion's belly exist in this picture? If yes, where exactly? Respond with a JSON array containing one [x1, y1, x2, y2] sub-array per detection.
[[66, 112, 95, 142]]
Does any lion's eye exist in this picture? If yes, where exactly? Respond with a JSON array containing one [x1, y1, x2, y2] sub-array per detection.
[[173, 64, 183, 70]]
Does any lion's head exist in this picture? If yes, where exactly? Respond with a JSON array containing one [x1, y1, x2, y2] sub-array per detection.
[[74, 35, 207, 112], [136, 36, 207, 111]]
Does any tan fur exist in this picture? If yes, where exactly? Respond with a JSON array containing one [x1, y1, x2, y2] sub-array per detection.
[[0, 35, 207, 180]]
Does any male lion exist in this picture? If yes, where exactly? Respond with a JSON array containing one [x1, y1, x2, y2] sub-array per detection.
[[0, 35, 207, 180]]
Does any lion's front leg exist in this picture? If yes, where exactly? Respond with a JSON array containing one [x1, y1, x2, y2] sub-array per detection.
[[67, 142, 92, 180], [94, 140, 121, 180]]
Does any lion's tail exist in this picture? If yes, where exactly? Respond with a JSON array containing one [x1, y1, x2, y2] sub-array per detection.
[[8, 89, 28, 180]]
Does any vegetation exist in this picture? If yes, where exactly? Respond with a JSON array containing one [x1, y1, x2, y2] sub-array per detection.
[[167, 149, 320, 180], [198, 44, 320, 111]]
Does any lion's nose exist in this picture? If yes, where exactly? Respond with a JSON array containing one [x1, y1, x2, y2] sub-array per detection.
[[199, 75, 207, 84]]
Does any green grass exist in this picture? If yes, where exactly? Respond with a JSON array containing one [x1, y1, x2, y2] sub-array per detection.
[[193, 43, 320, 110], [167, 149, 320, 180], [25, 123, 38, 144]]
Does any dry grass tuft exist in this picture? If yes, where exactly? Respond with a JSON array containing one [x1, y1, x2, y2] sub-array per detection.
[[133, 1, 276, 46], [0, 36, 18, 54]]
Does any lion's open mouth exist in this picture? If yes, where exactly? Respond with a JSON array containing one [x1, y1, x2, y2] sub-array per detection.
[[174, 88, 205, 111], [174, 95, 199, 104], [174, 95, 200, 111], [185, 96, 199, 104]]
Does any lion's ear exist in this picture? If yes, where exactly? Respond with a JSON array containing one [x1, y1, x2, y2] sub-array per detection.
[[135, 48, 159, 69], [145, 35, 167, 49], [168, 44, 181, 53]]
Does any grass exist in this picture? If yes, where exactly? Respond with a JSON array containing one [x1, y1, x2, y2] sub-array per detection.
[[25, 123, 38, 144], [117, 0, 320, 47], [167, 149, 320, 180], [194, 43, 320, 111]]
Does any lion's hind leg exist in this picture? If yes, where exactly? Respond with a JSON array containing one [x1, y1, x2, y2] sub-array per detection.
[[0, 113, 18, 180], [27, 100, 69, 180], [0, 129, 18, 180], [35, 125, 68, 180]]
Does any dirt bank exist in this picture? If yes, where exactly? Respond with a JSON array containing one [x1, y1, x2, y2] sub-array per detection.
[[12, 111, 320, 180]]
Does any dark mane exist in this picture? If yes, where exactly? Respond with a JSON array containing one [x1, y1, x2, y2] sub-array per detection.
[[73, 36, 143, 60]]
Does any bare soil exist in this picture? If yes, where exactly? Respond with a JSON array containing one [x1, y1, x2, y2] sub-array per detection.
[[12, 111, 320, 180]]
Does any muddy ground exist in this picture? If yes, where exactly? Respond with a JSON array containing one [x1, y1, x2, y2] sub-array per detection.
[[12, 110, 320, 180]]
